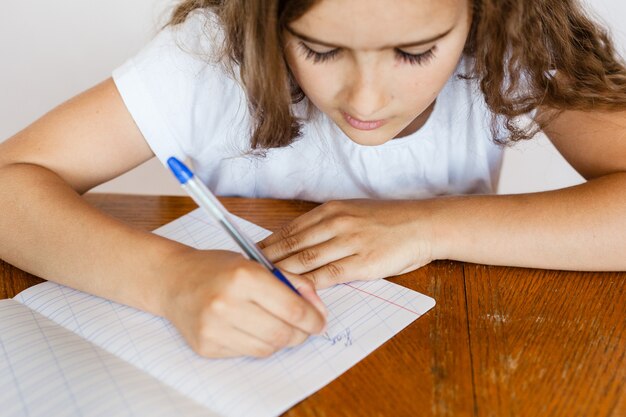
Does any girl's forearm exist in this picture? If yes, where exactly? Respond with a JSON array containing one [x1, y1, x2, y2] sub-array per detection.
[[431, 172, 626, 270], [0, 163, 188, 315]]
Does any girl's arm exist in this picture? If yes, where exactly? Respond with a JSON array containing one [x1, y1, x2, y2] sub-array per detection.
[[0, 79, 162, 306], [260, 109, 626, 286], [0, 79, 326, 356], [430, 108, 626, 270]]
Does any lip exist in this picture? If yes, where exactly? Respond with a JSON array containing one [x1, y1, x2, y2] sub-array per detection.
[[342, 112, 387, 131]]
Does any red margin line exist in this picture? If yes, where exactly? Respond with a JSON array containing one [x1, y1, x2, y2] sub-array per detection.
[[343, 283, 421, 316]]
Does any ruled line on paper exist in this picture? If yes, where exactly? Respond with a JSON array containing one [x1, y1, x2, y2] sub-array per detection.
[[0, 300, 216, 417], [13, 208, 435, 417]]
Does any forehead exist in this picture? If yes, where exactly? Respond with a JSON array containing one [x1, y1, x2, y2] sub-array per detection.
[[290, 0, 466, 48]]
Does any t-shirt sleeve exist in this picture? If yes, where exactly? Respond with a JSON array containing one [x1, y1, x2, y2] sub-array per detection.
[[112, 12, 238, 165]]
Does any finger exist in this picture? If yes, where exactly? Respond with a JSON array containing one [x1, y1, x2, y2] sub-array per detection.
[[229, 302, 309, 349], [262, 222, 337, 263], [285, 273, 327, 318], [194, 342, 241, 359], [303, 255, 362, 289], [202, 319, 279, 358], [258, 207, 328, 248], [248, 272, 327, 335], [276, 237, 354, 275]]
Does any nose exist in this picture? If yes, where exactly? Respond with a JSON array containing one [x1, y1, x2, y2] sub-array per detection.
[[343, 62, 390, 119]]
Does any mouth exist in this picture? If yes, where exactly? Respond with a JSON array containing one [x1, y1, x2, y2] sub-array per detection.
[[341, 111, 387, 131]]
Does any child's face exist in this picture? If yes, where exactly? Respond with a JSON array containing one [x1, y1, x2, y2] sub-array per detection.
[[284, 0, 472, 146]]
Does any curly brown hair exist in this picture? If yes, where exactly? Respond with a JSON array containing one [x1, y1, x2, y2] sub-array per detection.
[[170, 0, 626, 148]]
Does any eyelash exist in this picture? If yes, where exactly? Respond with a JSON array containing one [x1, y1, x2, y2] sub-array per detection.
[[395, 48, 437, 66], [297, 42, 437, 66]]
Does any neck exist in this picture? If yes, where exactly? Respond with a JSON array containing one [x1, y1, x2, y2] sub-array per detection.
[[394, 101, 436, 139]]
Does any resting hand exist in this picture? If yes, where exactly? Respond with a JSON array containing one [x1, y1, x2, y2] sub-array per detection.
[[258, 200, 435, 288], [160, 249, 326, 358]]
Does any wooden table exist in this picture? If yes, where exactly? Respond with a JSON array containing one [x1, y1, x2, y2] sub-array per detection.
[[1, 193, 624, 417]]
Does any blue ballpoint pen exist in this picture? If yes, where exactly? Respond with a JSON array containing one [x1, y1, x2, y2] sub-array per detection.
[[167, 156, 301, 296]]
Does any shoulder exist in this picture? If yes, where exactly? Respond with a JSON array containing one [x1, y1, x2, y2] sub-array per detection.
[[122, 11, 228, 81], [540, 107, 626, 179], [111, 10, 249, 163]]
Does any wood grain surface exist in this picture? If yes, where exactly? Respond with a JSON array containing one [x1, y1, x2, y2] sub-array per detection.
[[1, 193, 624, 417]]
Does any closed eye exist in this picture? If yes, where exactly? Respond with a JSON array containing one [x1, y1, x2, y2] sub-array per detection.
[[297, 42, 340, 64], [298, 41, 437, 67], [394, 46, 437, 66]]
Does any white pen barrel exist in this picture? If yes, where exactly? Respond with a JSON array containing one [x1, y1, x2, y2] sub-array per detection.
[[184, 178, 274, 270]]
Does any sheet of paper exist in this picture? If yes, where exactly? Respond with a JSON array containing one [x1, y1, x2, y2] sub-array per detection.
[[0, 300, 215, 417], [14, 209, 436, 417]]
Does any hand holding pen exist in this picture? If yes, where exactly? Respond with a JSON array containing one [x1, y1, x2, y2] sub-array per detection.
[[163, 157, 327, 358], [168, 157, 302, 295]]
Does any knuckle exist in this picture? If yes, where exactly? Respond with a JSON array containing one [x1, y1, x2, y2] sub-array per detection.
[[231, 261, 252, 277], [281, 235, 301, 253], [209, 296, 229, 315], [326, 262, 344, 279], [297, 248, 318, 268], [278, 223, 296, 240], [323, 200, 343, 212], [229, 265, 256, 286], [328, 215, 352, 230], [205, 294, 232, 320]]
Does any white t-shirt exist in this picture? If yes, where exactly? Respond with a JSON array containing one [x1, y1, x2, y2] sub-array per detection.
[[113, 11, 504, 203]]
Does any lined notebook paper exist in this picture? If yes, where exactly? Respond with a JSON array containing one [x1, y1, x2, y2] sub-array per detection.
[[1, 208, 436, 417]]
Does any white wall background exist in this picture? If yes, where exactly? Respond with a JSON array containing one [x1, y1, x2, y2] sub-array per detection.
[[1, 0, 624, 196]]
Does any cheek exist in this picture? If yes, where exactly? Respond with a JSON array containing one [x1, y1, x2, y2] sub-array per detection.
[[291, 65, 340, 109], [394, 68, 447, 113], [285, 47, 343, 109], [399, 45, 466, 109]]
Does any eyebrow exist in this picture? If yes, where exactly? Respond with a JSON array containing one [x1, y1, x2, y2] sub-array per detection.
[[285, 26, 454, 50]]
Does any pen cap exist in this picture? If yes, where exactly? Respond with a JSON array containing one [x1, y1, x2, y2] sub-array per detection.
[[167, 157, 194, 185]]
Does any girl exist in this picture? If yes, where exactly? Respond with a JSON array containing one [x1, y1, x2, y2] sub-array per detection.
[[0, 0, 625, 358]]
